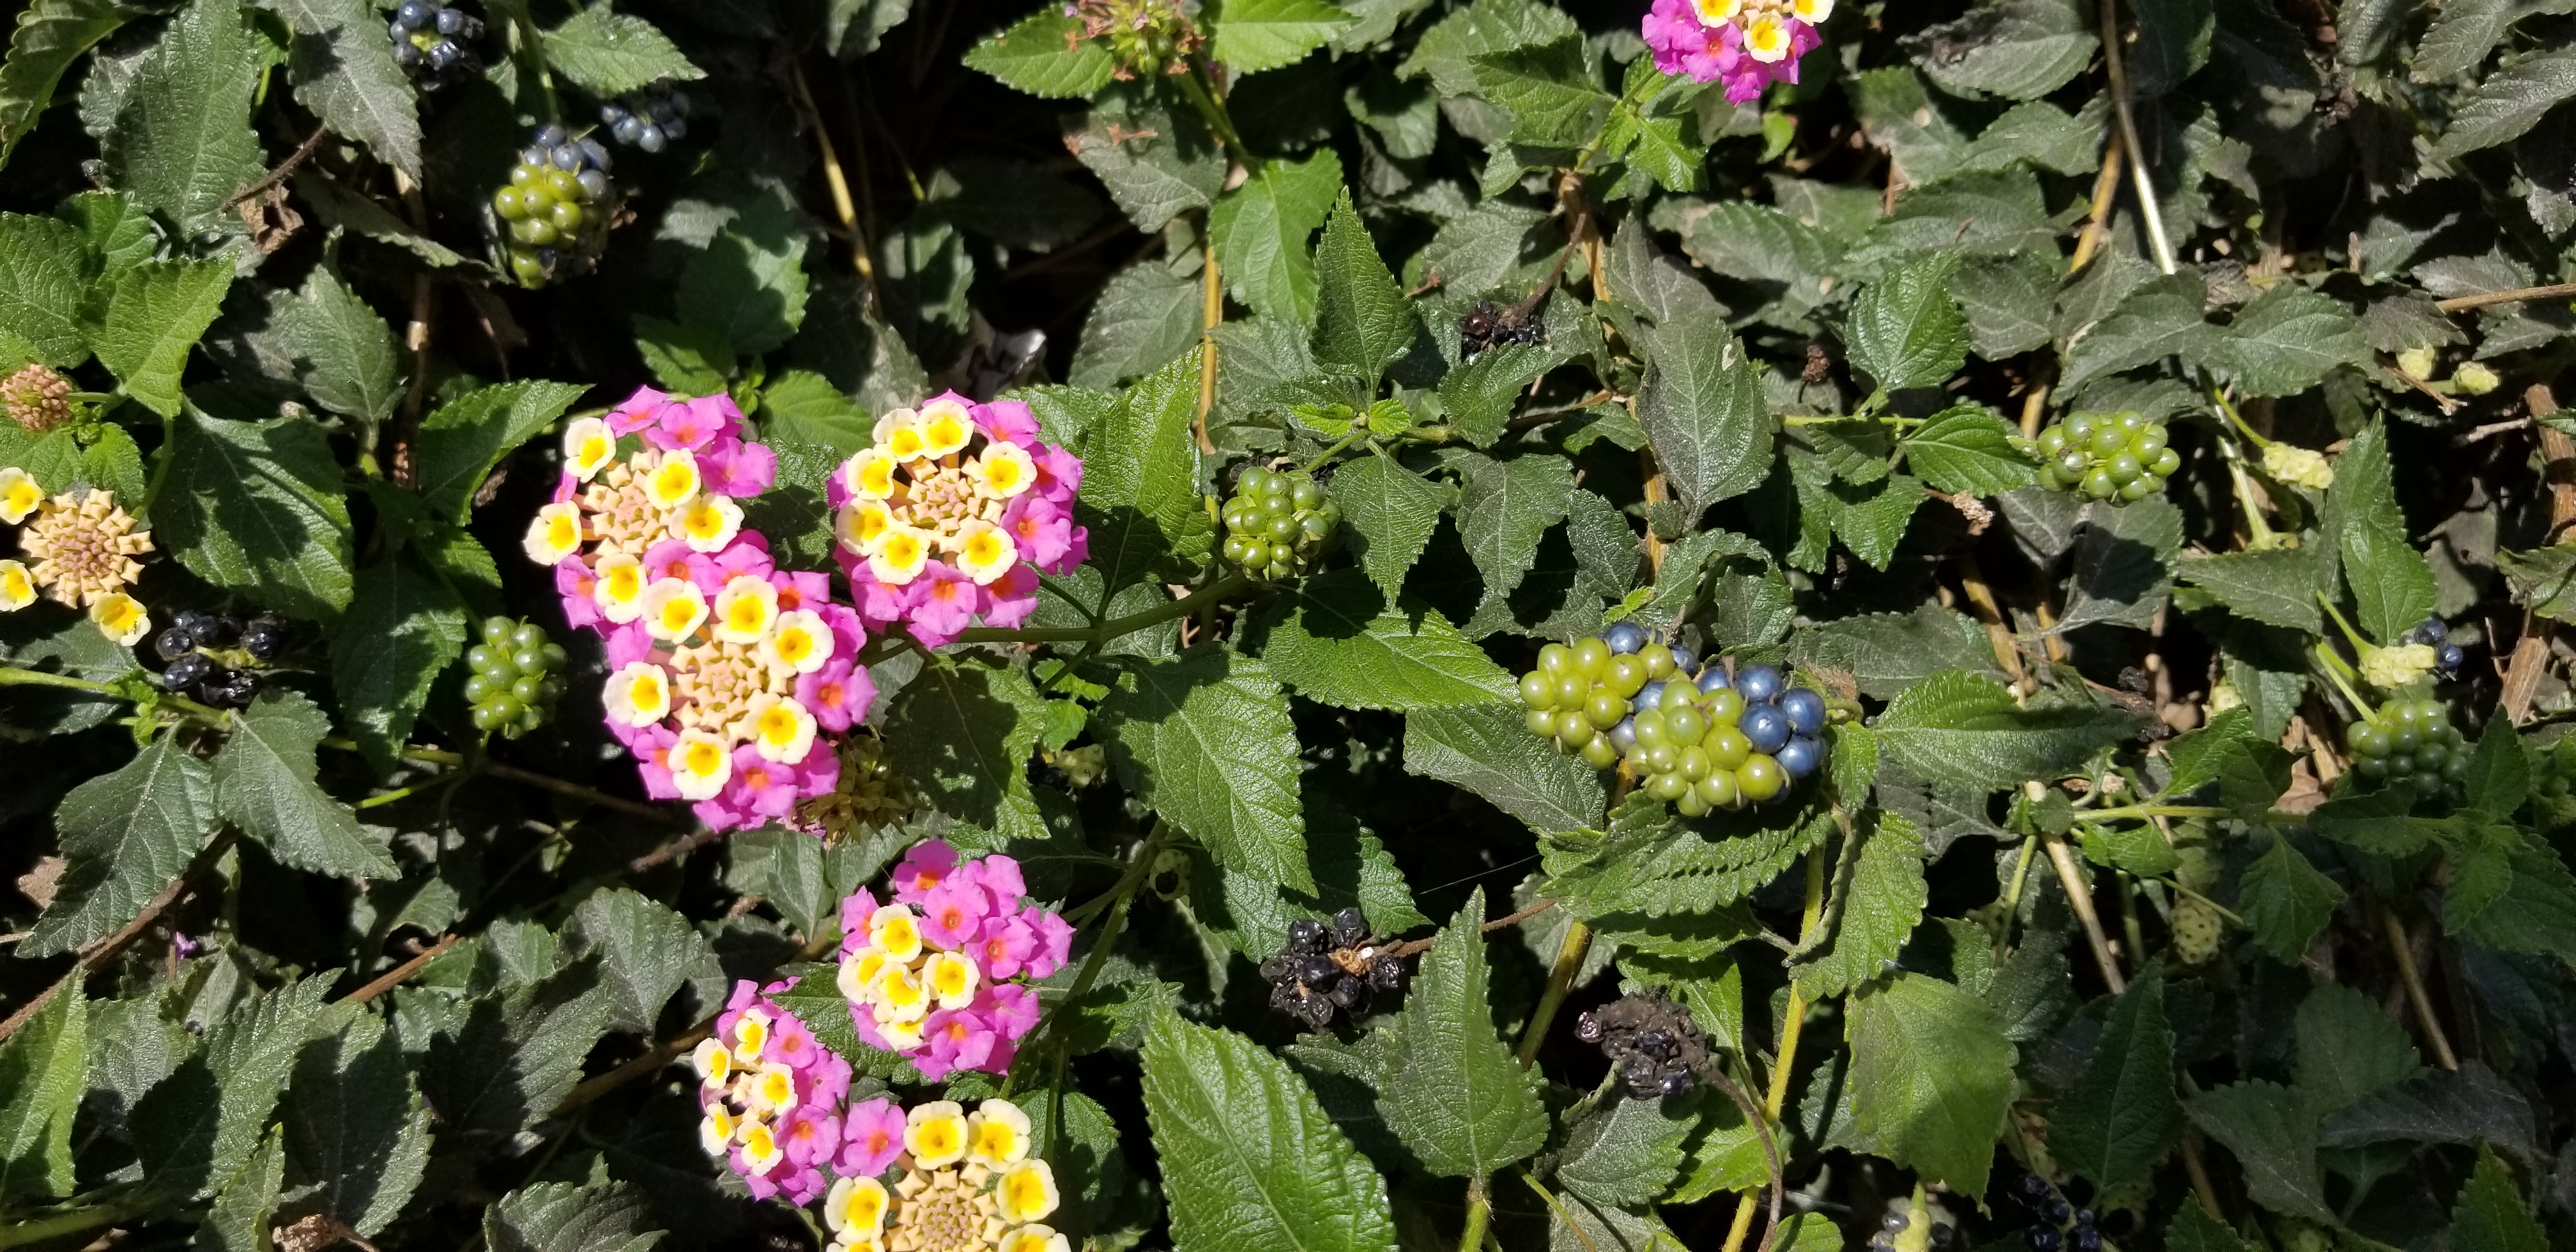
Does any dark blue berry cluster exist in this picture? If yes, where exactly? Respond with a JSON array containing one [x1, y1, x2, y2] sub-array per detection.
[[1518, 622, 1826, 816], [2016, 1175, 2100, 1252], [1260, 909, 1404, 1029], [387, 1, 484, 91], [2406, 615, 2466, 677], [598, 89, 692, 153], [1869, 1204, 1958, 1252], [1575, 992, 1710, 1099], [156, 611, 285, 708], [492, 125, 613, 287]]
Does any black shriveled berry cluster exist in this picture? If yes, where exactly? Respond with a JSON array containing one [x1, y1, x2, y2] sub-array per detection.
[[1575, 992, 1710, 1099], [492, 125, 614, 287], [2029, 410, 2179, 503], [1518, 622, 1824, 814], [1259, 908, 1403, 1030], [1457, 300, 1542, 358], [464, 616, 565, 738], [1220, 466, 1340, 582], [2405, 615, 2467, 677], [2015, 1175, 2100, 1252], [157, 611, 284, 708], [2342, 698, 2466, 793], [599, 89, 692, 152], [388, 0, 484, 91]]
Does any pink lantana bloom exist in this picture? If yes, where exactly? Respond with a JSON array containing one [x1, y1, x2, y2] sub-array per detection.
[[836, 1097, 908, 1177], [833, 842, 1071, 1080], [1643, 0, 1827, 104]]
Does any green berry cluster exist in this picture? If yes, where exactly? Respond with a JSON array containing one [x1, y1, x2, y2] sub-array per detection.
[[2343, 698, 2467, 793], [2030, 411, 2179, 503], [1516, 624, 1821, 816], [2170, 897, 2222, 965], [491, 125, 613, 287], [1220, 466, 1340, 581], [464, 616, 567, 737]]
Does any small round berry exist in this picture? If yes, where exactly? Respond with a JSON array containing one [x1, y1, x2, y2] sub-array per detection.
[[578, 137, 613, 171], [434, 6, 466, 34], [1775, 736, 1821, 778], [1705, 726, 1752, 770], [163, 653, 213, 691], [2071, 1231, 2100, 1252], [1695, 770, 1740, 808], [2029, 1227, 2062, 1252], [533, 123, 568, 149], [1740, 705, 1791, 754], [1778, 687, 1825, 735], [425, 40, 461, 69], [392, 38, 422, 67], [1287, 918, 1327, 954], [2437, 644, 2465, 672], [243, 616, 287, 661], [1331, 906, 1367, 947], [1572, 637, 1612, 675], [155, 626, 195, 662], [576, 169, 611, 203], [2046, 1198, 2072, 1225], [1735, 664, 1782, 704], [395, 0, 433, 27], [1736, 754, 1787, 802], [636, 123, 666, 153], [1604, 622, 1645, 655]]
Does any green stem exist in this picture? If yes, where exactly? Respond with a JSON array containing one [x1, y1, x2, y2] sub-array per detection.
[[0, 664, 225, 723], [1013, 826, 1165, 1092], [1175, 63, 1252, 169], [2314, 592, 2373, 655], [2207, 386, 2271, 448], [0, 1197, 144, 1249], [1300, 431, 1367, 474], [1515, 917, 1591, 1067], [2082, 804, 2232, 822], [2158, 876, 2247, 926], [1782, 413, 1926, 428], [1457, 1180, 1492, 1252], [954, 571, 1253, 645], [137, 408, 176, 517]]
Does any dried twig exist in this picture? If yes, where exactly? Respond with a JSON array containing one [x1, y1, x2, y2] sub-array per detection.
[[223, 125, 332, 212], [2435, 282, 2576, 314], [341, 933, 461, 1004], [0, 832, 236, 1044]]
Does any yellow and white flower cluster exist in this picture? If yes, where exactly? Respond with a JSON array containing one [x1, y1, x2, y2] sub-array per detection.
[[0, 467, 155, 644], [822, 1099, 1066, 1252]]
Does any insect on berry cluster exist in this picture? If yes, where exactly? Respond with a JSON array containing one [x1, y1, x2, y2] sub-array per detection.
[[2343, 698, 2467, 793], [1220, 466, 1340, 581], [597, 88, 692, 153], [2028, 410, 2179, 503], [1575, 992, 1710, 1099], [491, 125, 615, 287], [387, 0, 484, 91], [155, 610, 284, 708], [1259, 908, 1403, 1030], [1518, 622, 1823, 814], [464, 616, 565, 738]]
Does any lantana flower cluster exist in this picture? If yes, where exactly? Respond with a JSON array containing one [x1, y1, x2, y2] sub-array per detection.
[[525, 388, 874, 829], [1643, 0, 1832, 103], [820, 1097, 1067, 1252], [834, 841, 1072, 1081], [827, 392, 1085, 649], [692, 979, 856, 1205], [0, 466, 155, 645]]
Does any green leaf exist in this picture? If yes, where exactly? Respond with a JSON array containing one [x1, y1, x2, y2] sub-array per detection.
[[1790, 604, 2001, 700], [1846, 972, 2016, 1196], [0, 212, 89, 366], [0, 0, 134, 169], [292, 169, 470, 267], [1951, 250, 2060, 360], [2057, 496, 2183, 633], [486, 1181, 668, 1252], [1903, 405, 2039, 496], [411, 380, 588, 524], [2178, 547, 2329, 633], [263, 0, 420, 178], [22, 733, 217, 956], [2058, 272, 2216, 392], [1330, 452, 1448, 605], [0, 984, 83, 1203], [1453, 451, 1572, 606], [1068, 86, 1226, 234], [2322, 1061, 2542, 1158], [1793, 812, 1928, 998], [1667, 199, 1839, 324], [423, 968, 611, 1140], [2205, 285, 2368, 398], [1906, 0, 2097, 100], [1554, 1092, 1690, 1207], [197, 1127, 284, 1252], [2051, 966, 2185, 1191], [1441, 340, 1564, 447], [635, 320, 733, 415], [94, 257, 233, 416], [2412, 0, 2523, 80], [103, 0, 265, 234], [332, 553, 466, 775], [1873, 669, 2142, 791], [2498, 544, 2576, 625], [162, 406, 356, 621], [132, 976, 332, 1202], [1402, 703, 1606, 835], [1076, 346, 1211, 590], [1140, 1013, 1398, 1252], [1634, 319, 1770, 521], [1848, 252, 1969, 393], [2163, 1197, 2255, 1252], [1070, 257, 1205, 390], [678, 195, 811, 358], [2188, 1080, 2333, 1222], [2324, 420, 2436, 646], [2460, 718, 2531, 816], [1374, 889, 1549, 1176], [1251, 570, 1515, 710], [1211, 151, 1342, 326], [215, 689, 397, 878], [279, 265, 402, 424], [2307, 788, 2429, 855], [1209, 0, 1355, 74], [965, 6, 1117, 98], [2450, 837, 2576, 959], [568, 887, 711, 1036], [882, 659, 1050, 846], [2450, 1147, 2548, 1252], [1312, 190, 1418, 386], [1399, 0, 1577, 97], [2431, 51, 2576, 158], [757, 370, 870, 455], [2237, 836, 2342, 964], [1099, 645, 1311, 892], [1469, 35, 1609, 147], [282, 1014, 433, 1239], [538, 7, 702, 96], [2294, 981, 2420, 1115]]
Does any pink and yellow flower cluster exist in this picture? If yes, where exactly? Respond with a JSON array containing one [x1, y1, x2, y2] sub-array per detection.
[[525, 388, 873, 829], [827, 392, 1085, 649], [818, 1097, 1067, 1252], [1642, 0, 1831, 103], [693, 979, 857, 1205], [834, 841, 1073, 1081]]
